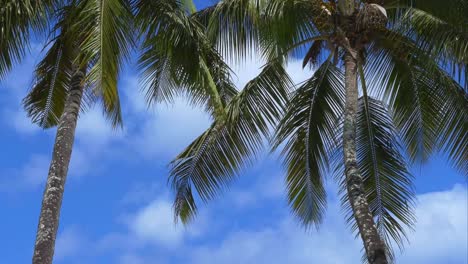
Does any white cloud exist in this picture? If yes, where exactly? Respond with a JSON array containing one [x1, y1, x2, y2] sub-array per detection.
[[186, 185, 468, 264], [115, 185, 467, 264], [130, 100, 211, 160], [76, 107, 125, 148], [399, 184, 468, 263], [129, 199, 184, 247], [121, 76, 148, 114], [186, 198, 362, 264]]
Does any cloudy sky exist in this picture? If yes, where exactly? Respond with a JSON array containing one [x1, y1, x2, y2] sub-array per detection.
[[0, 1, 467, 263]]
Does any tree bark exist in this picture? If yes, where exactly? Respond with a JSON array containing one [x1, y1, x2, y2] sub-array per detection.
[[32, 66, 85, 264], [343, 52, 388, 264]]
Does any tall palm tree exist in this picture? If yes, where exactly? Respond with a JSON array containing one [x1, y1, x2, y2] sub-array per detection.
[[22, 1, 133, 263], [162, 1, 467, 263]]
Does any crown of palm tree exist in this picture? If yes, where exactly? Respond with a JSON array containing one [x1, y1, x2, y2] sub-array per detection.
[[22, 0, 134, 128]]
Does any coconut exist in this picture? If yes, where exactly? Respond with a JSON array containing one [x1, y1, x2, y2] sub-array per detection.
[[356, 3, 388, 31]]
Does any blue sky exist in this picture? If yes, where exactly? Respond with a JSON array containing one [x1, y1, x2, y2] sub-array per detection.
[[0, 1, 467, 263]]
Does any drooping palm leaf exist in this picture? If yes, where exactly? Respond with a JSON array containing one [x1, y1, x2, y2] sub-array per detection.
[[385, 0, 468, 25], [389, 5, 468, 90], [171, 62, 292, 223], [136, 0, 204, 105], [23, 42, 74, 128], [338, 95, 415, 262], [79, 0, 133, 127], [205, 0, 264, 62], [262, 0, 330, 61], [368, 32, 468, 174], [22, 3, 81, 128], [0, 0, 52, 78], [272, 61, 345, 227], [136, 0, 230, 121]]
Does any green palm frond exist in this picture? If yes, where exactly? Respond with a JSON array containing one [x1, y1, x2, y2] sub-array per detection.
[[389, 6, 468, 89], [192, 5, 215, 27], [135, 0, 203, 84], [302, 39, 325, 69], [367, 32, 468, 173], [170, 125, 246, 223], [136, 0, 232, 121], [205, 0, 264, 62], [225, 61, 292, 139], [22, 3, 81, 128], [79, 0, 134, 127], [0, 0, 51, 78], [205, 0, 331, 63], [23, 41, 74, 128], [171, 62, 292, 223], [338, 95, 416, 262], [385, 0, 468, 25], [272, 61, 344, 227], [263, 0, 332, 58]]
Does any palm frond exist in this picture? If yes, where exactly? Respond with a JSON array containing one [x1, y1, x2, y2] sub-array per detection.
[[206, 0, 264, 63], [389, 7, 468, 89], [338, 95, 416, 262], [385, 0, 468, 26], [171, 62, 292, 223], [22, 3, 81, 128], [79, 0, 134, 127], [23, 42, 74, 128], [302, 40, 325, 68], [192, 5, 215, 27], [136, 0, 233, 120], [272, 61, 345, 227], [0, 0, 51, 78], [368, 32, 468, 173]]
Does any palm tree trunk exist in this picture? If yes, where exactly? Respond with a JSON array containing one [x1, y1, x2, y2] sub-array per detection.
[[343, 52, 388, 264], [32, 66, 85, 264]]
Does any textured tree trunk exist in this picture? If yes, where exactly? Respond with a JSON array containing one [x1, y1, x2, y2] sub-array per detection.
[[32, 66, 85, 264], [343, 52, 388, 264]]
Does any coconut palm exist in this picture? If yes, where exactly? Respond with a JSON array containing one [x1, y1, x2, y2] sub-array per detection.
[[22, 0, 133, 263], [164, 1, 467, 263]]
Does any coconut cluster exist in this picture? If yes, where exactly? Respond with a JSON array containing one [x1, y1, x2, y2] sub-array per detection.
[[356, 3, 388, 31]]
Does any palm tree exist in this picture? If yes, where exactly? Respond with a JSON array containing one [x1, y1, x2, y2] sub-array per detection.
[[22, 1, 133, 263], [162, 1, 467, 263]]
